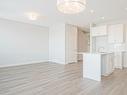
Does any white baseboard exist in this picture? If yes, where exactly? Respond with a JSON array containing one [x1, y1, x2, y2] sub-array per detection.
[[115, 66, 123, 69], [48, 59, 67, 64], [0, 60, 48, 68], [123, 65, 127, 68]]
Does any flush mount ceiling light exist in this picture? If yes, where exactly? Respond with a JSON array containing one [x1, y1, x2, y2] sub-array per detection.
[[90, 10, 94, 14], [57, 0, 86, 14], [26, 12, 39, 20], [101, 16, 105, 20]]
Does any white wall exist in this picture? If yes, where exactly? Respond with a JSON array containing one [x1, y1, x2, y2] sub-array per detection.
[[0, 19, 49, 67], [49, 24, 66, 64], [95, 36, 110, 52], [124, 24, 127, 67]]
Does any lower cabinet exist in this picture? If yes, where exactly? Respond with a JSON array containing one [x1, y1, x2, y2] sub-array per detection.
[[114, 52, 123, 69], [101, 53, 114, 76]]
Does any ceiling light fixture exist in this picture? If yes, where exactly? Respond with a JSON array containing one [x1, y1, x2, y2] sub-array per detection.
[[26, 12, 39, 20], [101, 16, 105, 20], [90, 10, 94, 14], [57, 0, 86, 14]]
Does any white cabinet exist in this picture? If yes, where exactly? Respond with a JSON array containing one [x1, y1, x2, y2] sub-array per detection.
[[101, 53, 114, 76], [66, 25, 78, 63], [49, 24, 78, 64], [83, 53, 102, 81], [91, 25, 107, 36], [108, 24, 124, 43], [83, 53, 114, 81], [114, 52, 123, 69]]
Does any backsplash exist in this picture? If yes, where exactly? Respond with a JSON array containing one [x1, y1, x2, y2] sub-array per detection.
[[93, 36, 126, 52]]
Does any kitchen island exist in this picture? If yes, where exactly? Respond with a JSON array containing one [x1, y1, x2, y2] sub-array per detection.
[[83, 52, 114, 81]]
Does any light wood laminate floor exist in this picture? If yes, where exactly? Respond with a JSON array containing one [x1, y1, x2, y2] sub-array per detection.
[[0, 62, 127, 95]]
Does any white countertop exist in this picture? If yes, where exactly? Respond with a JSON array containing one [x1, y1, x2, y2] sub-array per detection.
[[78, 52, 114, 55], [94, 52, 114, 55]]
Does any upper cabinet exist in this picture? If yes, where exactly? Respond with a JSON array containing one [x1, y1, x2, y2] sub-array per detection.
[[108, 24, 124, 43], [91, 25, 107, 36]]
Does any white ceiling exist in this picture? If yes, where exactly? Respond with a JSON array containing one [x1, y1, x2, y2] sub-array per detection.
[[0, 0, 127, 30]]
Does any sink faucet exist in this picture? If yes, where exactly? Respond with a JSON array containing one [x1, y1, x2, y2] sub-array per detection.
[[98, 47, 105, 53]]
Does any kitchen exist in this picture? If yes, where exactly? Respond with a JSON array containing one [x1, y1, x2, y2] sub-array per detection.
[[83, 23, 127, 81]]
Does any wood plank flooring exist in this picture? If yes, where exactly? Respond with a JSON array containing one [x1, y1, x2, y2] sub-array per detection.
[[0, 62, 127, 95]]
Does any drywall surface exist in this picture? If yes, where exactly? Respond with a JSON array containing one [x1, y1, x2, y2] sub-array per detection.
[[49, 24, 66, 64], [0, 19, 49, 67]]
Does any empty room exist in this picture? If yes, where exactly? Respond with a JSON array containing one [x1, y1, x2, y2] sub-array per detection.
[[0, 0, 127, 95]]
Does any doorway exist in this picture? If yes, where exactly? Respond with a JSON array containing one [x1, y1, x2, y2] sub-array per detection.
[[77, 28, 90, 61]]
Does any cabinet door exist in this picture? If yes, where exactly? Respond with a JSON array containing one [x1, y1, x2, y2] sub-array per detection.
[[91, 27, 99, 36], [114, 52, 123, 69], [107, 54, 114, 74], [91, 25, 107, 36], [108, 24, 124, 43], [108, 26, 115, 43], [98, 25, 107, 36], [101, 54, 114, 76], [114, 24, 124, 43]]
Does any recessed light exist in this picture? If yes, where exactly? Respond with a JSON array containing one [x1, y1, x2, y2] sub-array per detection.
[[26, 12, 39, 20], [101, 16, 105, 20], [90, 10, 94, 14]]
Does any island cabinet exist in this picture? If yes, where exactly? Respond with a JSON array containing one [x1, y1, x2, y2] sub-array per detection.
[[83, 53, 114, 81], [91, 25, 107, 36], [108, 24, 124, 43]]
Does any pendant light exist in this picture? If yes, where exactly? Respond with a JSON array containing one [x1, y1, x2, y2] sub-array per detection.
[[57, 0, 86, 14]]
